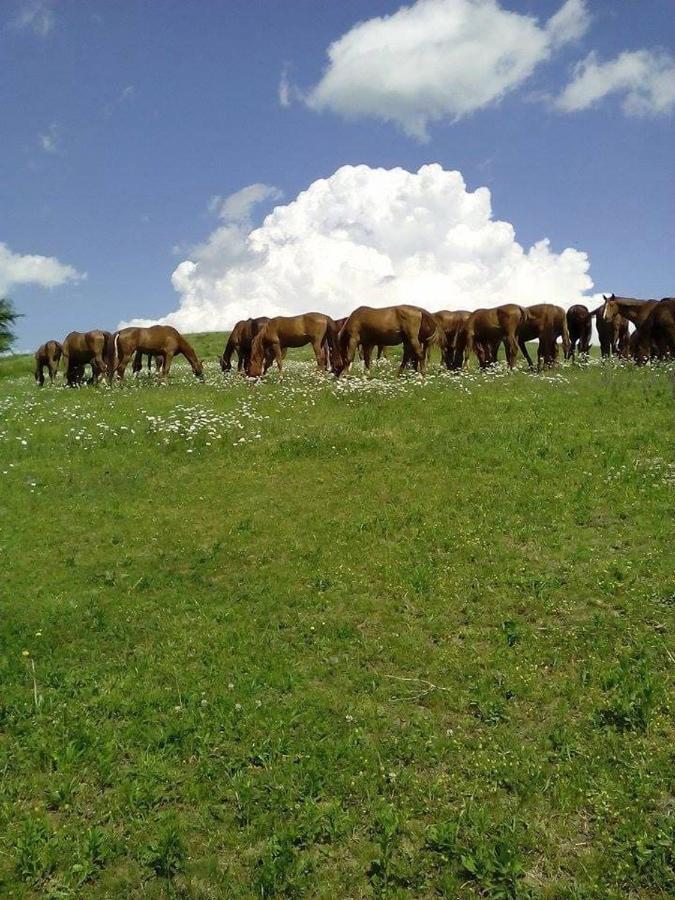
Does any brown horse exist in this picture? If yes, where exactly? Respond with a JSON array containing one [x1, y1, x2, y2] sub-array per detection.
[[518, 304, 570, 369], [248, 313, 338, 377], [599, 294, 657, 358], [432, 310, 471, 369], [221, 317, 269, 373], [629, 298, 675, 362], [34, 340, 62, 385], [335, 305, 437, 377], [458, 304, 526, 369], [61, 330, 114, 386], [591, 307, 629, 357], [113, 326, 203, 380], [333, 316, 387, 367], [565, 305, 592, 359]]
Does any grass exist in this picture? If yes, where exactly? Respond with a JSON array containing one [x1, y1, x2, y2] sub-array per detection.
[[0, 336, 673, 897]]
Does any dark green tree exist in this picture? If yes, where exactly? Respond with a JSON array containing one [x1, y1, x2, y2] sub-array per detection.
[[0, 298, 21, 353]]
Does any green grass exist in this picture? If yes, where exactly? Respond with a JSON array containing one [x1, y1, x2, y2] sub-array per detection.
[[0, 338, 673, 897]]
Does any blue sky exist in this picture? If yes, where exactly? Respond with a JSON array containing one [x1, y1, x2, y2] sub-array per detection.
[[2, 0, 674, 349]]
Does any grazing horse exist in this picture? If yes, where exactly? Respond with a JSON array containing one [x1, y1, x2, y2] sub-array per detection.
[[220, 317, 269, 374], [248, 313, 339, 377], [629, 298, 675, 363], [335, 305, 437, 377], [518, 304, 570, 369], [61, 330, 114, 386], [566, 305, 592, 359], [432, 310, 471, 369], [334, 316, 387, 368], [458, 304, 526, 369], [34, 340, 62, 385], [112, 326, 203, 380]]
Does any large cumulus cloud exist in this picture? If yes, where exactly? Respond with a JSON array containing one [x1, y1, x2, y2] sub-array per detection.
[[123, 164, 593, 332]]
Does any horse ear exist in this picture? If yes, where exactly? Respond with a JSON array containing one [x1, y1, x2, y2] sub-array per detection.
[[602, 294, 610, 301]]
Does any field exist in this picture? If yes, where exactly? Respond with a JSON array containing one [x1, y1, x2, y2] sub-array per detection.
[[0, 338, 673, 898]]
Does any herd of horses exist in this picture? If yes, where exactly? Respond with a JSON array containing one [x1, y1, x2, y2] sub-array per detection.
[[33, 295, 675, 386]]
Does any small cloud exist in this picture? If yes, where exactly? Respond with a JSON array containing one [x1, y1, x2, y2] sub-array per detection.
[[0, 241, 85, 295], [38, 123, 61, 155], [104, 85, 136, 117], [278, 64, 304, 108], [13, 0, 55, 38], [208, 183, 283, 225], [279, 66, 291, 108], [556, 48, 675, 117]]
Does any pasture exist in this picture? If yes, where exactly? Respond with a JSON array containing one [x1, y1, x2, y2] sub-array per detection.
[[0, 339, 673, 898]]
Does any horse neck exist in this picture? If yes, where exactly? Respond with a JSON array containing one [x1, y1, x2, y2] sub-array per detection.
[[614, 299, 653, 325], [223, 333, 237, 364], [177, 337, 200, 372]]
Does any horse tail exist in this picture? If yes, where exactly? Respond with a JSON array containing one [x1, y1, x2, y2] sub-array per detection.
[[110, 331, 120, 376], [325, 317, 341, 371], [560, 311, 571, 360]]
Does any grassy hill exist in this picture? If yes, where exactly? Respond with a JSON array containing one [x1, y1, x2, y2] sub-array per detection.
[[0, 348, 672, 897]]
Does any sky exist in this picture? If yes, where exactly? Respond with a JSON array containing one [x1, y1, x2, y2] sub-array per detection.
[[2, 0, 674, 349]]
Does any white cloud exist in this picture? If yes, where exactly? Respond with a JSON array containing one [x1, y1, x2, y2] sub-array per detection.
[[208, 184, 283, 225], [38, 123, 61, 154], [104, 84, 136, 117], [278, 66, 291, 108], [557, 49, 675, 116], [120, 164, 593, 333], [0, 242, 85, 296], [13, 0, 55, 37], [304, 0, 589, 139]]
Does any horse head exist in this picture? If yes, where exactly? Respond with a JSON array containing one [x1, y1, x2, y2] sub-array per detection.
[[602, 294, 618, 321]]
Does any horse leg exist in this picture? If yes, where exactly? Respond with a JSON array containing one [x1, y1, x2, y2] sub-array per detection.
[[89, 353, 106, 384], [36, 363, 45, 386], [115, 351, 133, 380], [361, 343, 373, 372], [160, 351, 174, 380], [517, 337, 533, 369], [272, 341, 284, 374], [311, 338, 325, 371]]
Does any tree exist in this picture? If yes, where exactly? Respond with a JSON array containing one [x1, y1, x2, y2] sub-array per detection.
[[0, 298, 21, 353]]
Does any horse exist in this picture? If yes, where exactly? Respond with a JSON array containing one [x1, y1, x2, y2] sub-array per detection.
[[61, 330, 114, 386], [517, 304, 570, 369], [598, 294, 657, 358], [333, 317, 388, 368], [112, 326, 203, 380], [458, 304, 526, 369], [629, 298, 675, 363], [335, 305, 437, 377], [248, 313, 339, 377], [565, 305, 592, 359], [220, 317, 269, 374], [432, 310, 471, 369], [34, 340, 62, 385], [591, 307, 629, 358]]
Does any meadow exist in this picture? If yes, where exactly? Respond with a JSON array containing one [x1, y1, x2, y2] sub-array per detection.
[[0, 337, 673, 898]]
